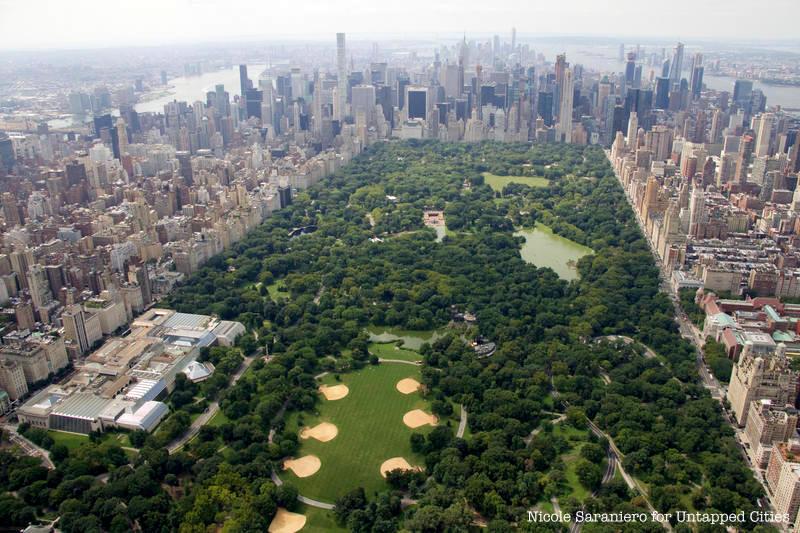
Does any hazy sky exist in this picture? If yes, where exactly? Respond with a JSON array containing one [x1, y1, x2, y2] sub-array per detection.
[[1, 0, 799, 50]]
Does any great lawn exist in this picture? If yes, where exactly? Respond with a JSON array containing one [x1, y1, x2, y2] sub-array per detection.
[[281, 362, 439, 501]]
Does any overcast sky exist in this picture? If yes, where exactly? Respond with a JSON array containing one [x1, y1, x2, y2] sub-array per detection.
[[1, 0, 798, 50]]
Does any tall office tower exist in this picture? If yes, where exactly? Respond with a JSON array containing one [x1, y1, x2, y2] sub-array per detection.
[[116, 118, 128, 158], [736, 134, 755, 184], [176, 151, 193, 186], [755, 113, 774, 157], [625, 52, 636, 87], [336, 33, 348, 121], [689, 53, 704, 99], [669, 42, 684, 86], [239, 64, 250, 99], [553, 54, 567, 120], [709, 109, 724, 144], [655, 77, 670, 109], [626, 111, 638, 149], [537, 91, 554, 126], [789, 134, 800, 173], [511, 27, 516, 53], [406, 87, 428, 120], [733, 79, 753, 106], [351, 85, 377, 125], [444, 64, 461, 98], [618, 43, 625, 62], [62, 304, 90, 355], [557, 68, 574, 143]]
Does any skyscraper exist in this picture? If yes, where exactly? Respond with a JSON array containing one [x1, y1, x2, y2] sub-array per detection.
[[406, 87, 428, 120], [557, 67, 574, 143], [336, 33, 348, 121], [669, 42, 684, 86], [755, 113, 774, 157], [62, 304, 90, 355], [239, 64, 250, 99]]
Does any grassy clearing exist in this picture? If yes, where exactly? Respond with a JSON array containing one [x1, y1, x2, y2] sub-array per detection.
[[47, 430, 134, 450], [483, 172, 549, 192], [282, 363, 438, 501], [368, 342, 423, 362], [266, 279, 289, 301]]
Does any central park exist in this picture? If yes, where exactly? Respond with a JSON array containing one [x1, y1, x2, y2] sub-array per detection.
[[2, 141, 766, 532]]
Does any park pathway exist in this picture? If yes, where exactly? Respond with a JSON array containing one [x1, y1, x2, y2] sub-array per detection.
[[456, 405, 467, 438]]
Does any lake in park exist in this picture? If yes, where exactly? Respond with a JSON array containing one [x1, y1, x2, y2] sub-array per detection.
[[514, 223, 593, 281]]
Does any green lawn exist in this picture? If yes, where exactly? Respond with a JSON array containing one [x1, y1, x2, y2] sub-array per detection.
[[552, 424, 593, 502], [368, 342, 423, 362], [266, 279, 289, 301], [296, 504, 347, 532], [282, 363, 437, 501], [47, 430, 134, 450], [207, 410, 229, 427], [483, 172, 549, 192]]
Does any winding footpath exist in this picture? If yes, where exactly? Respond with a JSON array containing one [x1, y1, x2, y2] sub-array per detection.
[[167, 353, 257, 454]]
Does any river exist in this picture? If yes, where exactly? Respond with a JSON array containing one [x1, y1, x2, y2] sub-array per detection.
[[135, 63, 268, 113]]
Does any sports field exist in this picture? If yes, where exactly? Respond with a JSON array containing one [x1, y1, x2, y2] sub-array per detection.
[[282, 363, 437, 501], [482, 172, 549, 192]]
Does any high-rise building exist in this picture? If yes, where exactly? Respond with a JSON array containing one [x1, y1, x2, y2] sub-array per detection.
[[406, 86, 428, 120], [765, 440, 800, 523], [733, 80, 753, 105], [239, 64, 250, 99], [336, 33, 348, 121], [176, 151, 194, 186], [727, 341, 797, 427], [557, 68, 574, 143], [351, 85, 377, 125], [62, 304, 90, 355], [755, 113, 774, 157], [669, 42, 684, 86]]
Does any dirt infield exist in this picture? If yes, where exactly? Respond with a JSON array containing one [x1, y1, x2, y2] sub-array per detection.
[[395, 378, 421, 394], [283, 455, 322, 478], [379, 457, 419, 478], [268, 508, 307, 533], [319, 384, 349, 400], [403, 409, 438, 428], [300, 422, 338, 442]]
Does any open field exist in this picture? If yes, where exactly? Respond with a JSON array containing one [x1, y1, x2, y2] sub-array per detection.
[[266, 279, 289, 301], [282, 363, 435, 501], [367, 342, 423, 362], [47, 430, 133, 450], [483, 172, 549, 192]]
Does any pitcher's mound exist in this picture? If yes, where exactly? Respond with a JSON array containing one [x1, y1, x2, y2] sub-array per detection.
[[268, 508, 307, 533], [300, 422, 338, 442], [284, 455, 321, 478], [396, 378, 421, 394], [319, 384, 349, 400], [380, 457, 420, 478], [403, 409, 438, 428]]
